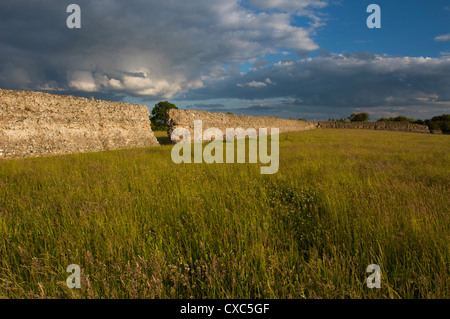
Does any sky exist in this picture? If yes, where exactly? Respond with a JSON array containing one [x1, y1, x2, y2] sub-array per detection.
[[0, 0, 449, 120]]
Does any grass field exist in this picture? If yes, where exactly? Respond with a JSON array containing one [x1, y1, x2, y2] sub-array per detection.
[[0, 129, 448, 299]]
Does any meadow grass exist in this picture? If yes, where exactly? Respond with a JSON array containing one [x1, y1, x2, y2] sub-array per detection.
[[0, 129, 448, 299]]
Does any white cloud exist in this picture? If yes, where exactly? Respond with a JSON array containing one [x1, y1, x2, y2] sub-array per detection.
[[102, 77, 123, 90], [68, 71, 97, 92], [237, 81, 267, 87], [434, 34, 450, 42], [237, 78, 275, 87], [248, 0, 327, 11]]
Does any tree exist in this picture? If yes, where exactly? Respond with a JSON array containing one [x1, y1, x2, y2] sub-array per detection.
[[377, 116, 414, 122], [425, 114, 450, 134], [150, 101, 178, 131], [348, 112, 369, 122]]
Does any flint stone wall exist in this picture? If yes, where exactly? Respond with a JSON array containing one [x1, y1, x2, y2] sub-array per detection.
[[166, 109, 318, 143], [0, 89, 159, 159], [317, 121, 430, 133], [166, 109, 431, 143]]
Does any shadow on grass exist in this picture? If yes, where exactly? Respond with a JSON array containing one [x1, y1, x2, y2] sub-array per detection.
[[154, 131, 172, 145]]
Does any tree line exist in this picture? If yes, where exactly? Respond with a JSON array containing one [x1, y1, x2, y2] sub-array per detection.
[[327, 113, 449, 134], [149, 102, 449, 134]]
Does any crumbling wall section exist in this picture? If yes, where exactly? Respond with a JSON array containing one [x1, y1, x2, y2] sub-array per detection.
[[166, 109, 431, 143], [317, 121, 430, 133], [0, 89, 159, 159], [166, 109, 318, 143]]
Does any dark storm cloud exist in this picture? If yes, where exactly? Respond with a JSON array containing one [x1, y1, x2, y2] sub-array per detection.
[[186, 103, 226, 109], [182, 53, 450, 110], [0, 0, 323, 98]]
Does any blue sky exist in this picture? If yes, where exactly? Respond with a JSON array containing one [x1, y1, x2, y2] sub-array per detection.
[[232, 0, 450, 70], [0, 0, 449, 120], [318, 0, 449, 57]]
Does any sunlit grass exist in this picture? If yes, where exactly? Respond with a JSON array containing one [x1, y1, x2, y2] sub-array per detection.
[[0, 129, 448, 299]]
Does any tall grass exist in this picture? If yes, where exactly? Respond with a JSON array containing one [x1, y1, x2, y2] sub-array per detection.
[[0, 129, 448, 298]]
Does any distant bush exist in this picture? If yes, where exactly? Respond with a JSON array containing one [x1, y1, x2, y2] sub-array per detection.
[[377, 114, 449, 134], [348, 113, 369, 122], [377, 116, 415, 123], [425, 114, 450, 134], [328, 118, 348, 122]]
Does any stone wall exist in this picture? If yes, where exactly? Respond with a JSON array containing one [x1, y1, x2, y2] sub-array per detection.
[[166, 109, 318, 143], [317, 121, 430, 133], [0, 89, 159, 159], [166, 109, 431, 143]]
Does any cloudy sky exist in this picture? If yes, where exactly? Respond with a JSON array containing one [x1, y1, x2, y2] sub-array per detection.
[[0, 0, 449, 120]]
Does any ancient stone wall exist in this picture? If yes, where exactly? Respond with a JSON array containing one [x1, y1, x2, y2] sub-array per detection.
[[317, 121, 430, 133], [166, 109, 431, 143], [166, 109, 318, 143], [0, 89, 159, 159]]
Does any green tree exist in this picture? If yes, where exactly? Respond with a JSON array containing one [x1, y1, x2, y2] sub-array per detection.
[[377, 116, 415, 123], [348, 112, 370, 122], [425, 114, 450, 134], [150, 101, 178, 131]]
